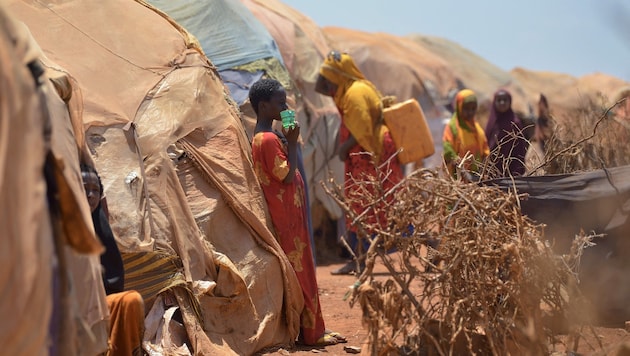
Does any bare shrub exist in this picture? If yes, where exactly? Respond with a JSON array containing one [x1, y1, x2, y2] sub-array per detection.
[[324, 168, 596, 355], [535, 94, 630, 175]]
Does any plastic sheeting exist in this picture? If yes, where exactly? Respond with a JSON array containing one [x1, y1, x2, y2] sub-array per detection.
[[145, 0, 283, 71], [219, 69, 264, 105], [1, 5, 110, 355]]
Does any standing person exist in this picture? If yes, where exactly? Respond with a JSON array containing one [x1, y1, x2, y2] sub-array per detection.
[[315, 51, 403, 275], [484, 89, 528, 177], [81, 164, 145, 356], [612, 87, 630, 121], [249, 78, 346, 346], [525, 94, 554, 175], [442, 89, 490, 181]]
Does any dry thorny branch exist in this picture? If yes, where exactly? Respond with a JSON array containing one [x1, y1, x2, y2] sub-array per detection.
[[323, 167, 598, 356], [532, 95, 630, 175], [320, 98, 625, 355]]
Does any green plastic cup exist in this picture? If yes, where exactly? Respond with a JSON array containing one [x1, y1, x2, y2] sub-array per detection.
[[280, 109, 296, 129]]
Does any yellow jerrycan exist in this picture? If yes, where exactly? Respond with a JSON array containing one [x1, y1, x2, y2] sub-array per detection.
[[383, 98, 435, 164]]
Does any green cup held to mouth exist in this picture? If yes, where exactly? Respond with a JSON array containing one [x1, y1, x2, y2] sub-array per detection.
[[280, 109, 296, 129]]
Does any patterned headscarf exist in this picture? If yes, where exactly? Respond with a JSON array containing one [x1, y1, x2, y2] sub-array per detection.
[[443, 89, 489, 174], [455, 89, 477, 123]]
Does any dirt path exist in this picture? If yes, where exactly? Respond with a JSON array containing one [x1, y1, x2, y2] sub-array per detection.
[[257, 257, 630, 355]]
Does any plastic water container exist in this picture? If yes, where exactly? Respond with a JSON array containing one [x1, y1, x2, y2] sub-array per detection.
[[383, 98, 435, 164]]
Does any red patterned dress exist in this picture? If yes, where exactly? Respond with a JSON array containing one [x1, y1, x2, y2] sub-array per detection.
[[251, 131, 325, 345], [339, 121, 403, 233]]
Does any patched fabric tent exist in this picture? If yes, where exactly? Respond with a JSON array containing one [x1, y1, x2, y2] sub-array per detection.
[[8, 0, 303, 354], [0, 7, 57, 354], [146, 0, 344, 249], [510, 68, 630, 123], [144, 0, 286, 109], [407, 34, 532, 115], [1, 5, 109, 355]]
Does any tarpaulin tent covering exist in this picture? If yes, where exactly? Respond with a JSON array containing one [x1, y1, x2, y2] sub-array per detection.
[[144, 0, 288, 109], [146, 0, 282, 72], [0, 8, 57, 355], [150, 0, 344, 235], [407, 35, 630, 126], [510, 68, 630, 123], [485, 165, 630, 325], [407, 34, 532, 116], [8, 0, 303, 354], [1, 5, 110, 355]]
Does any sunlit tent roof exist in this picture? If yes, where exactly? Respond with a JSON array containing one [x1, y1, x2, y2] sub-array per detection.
[[147, 0, 287, 107], [147, 0, 283, 71]]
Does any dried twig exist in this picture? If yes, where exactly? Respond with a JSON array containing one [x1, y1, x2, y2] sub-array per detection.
[[322, 165, 597, 355]]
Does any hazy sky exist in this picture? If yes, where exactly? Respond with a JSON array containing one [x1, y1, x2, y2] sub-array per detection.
[[281, 0, 630, 81]]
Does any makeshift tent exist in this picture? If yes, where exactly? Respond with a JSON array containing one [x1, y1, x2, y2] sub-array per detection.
[[510, 68, 630, 123], [0, 8, 56, 355], [147, 0, 344, 249], [486, 166, 630, 325], [407, 34, 531, 115], [408, 35, 630, 126], [1, 5, 109, 355], [143, 0, 286, 109], [8, 0, 303, 354]]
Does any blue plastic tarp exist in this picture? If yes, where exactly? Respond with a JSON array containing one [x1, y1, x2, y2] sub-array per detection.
[[147, 0, 283, 71]]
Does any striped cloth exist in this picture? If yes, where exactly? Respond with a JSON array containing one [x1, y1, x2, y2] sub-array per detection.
[[121, 252, 202, 323]]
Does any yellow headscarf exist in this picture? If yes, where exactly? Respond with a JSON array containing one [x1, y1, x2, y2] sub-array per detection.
[[443, 89, 489, 172], [319, 51, 387, 157], [455, 89, 477, 128]]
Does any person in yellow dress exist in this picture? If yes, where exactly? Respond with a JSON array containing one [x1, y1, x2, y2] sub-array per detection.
[[442, 89, 490, 181]]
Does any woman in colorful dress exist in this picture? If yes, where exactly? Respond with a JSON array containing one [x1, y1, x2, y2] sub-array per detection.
[[315, 51, 403, 275], [442, 89, 490, 181]]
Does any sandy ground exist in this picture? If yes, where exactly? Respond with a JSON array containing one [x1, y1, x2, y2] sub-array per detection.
[[256, 254, 630, 356]]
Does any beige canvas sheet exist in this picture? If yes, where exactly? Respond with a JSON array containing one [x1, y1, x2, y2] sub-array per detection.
[[1, 4, 110, 354], [0, 7, 54, 355]]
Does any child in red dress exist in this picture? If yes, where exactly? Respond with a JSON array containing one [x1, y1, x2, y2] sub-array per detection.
[[249, 78, 346, 346]]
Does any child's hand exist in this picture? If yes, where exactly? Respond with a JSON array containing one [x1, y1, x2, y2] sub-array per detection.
[[282, 124, 300, 145]]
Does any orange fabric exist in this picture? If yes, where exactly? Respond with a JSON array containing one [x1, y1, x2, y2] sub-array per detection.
[[106, 291, 144, 356], [251, 131, 325, 345]]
